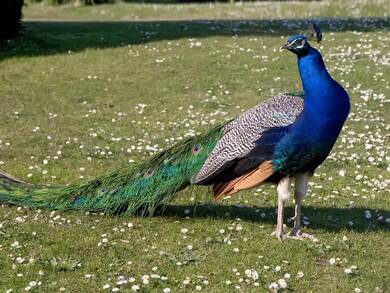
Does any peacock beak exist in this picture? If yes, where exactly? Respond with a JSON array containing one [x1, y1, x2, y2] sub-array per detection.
[[280, 42, 291, 50]]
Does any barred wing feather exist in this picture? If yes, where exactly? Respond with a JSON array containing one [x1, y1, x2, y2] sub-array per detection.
[[191, 94, 304, 185]]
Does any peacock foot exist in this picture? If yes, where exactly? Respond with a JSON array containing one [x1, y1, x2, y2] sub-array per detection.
[[271, 230, 286, 242], [287, 230, 318, 242]]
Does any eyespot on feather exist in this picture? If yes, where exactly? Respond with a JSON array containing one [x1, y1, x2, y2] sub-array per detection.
[[191, 144, 202, 155], [144, 169, 154, 178]]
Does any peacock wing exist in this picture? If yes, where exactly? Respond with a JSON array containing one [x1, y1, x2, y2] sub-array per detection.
[[190, 93, 304, 185]]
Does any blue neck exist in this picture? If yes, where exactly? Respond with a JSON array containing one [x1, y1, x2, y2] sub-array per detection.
[[298, 47, 332, 95], [294, 47, 350, 138]]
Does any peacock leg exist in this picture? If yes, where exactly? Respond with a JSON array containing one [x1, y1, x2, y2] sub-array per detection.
[[290, 173, 308, 236], [288, 173, 317, 241], [271, 177, 291, 241]]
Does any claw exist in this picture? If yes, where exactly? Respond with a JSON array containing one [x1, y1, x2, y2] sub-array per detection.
[[287, 230, 318, 242], [271, 230, 285, 242]]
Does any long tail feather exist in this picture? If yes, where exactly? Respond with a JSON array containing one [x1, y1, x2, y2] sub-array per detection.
[[0, 124, 225, 215]]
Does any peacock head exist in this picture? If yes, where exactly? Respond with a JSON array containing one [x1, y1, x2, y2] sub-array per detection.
[[281, 35, 310, 55], [281, 22, 322, 55]]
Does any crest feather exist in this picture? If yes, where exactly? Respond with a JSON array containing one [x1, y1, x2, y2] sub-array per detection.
[[304, 22, 322, 43]]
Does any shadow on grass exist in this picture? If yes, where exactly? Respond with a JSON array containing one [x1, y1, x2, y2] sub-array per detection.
[[157, 203, 390, 232], [101, 0, 322, 3], [0, 17, 389, 60]]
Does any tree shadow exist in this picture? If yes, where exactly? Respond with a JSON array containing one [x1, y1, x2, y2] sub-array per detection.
[[0, 17, 388, 61], [155, 203, 390, 232], [119, 0, 241, 3], [119, 0, 311, 3]]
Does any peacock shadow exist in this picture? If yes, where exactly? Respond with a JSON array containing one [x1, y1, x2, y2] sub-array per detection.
[[151, 203, 390, 233]]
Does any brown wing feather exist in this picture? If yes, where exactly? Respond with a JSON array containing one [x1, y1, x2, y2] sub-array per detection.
[[213, 177, 243, 201], [233, 161, 274, 189], [213, 160, 274, 201]]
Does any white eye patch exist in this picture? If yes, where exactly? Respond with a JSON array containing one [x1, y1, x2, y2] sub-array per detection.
[[291, 39, 306, 49]]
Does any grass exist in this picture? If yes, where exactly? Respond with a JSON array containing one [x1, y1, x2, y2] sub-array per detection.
[[1, 0, 389, 292]]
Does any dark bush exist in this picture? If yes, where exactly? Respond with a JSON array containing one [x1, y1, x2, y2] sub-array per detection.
[[27, 0, 316, 4], [0, 0, 24, 40]]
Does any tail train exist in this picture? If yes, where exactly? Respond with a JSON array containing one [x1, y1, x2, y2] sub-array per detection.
[[0, 124, 225, 215]]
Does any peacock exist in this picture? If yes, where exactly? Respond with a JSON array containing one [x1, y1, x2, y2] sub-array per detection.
[[0, 23, 350, 241]]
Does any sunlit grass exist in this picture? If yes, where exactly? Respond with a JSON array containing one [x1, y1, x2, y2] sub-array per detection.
[[0, 1, 389, 292]]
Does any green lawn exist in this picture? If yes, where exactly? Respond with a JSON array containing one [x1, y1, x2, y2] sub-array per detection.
[[1, 1, 389, 292]]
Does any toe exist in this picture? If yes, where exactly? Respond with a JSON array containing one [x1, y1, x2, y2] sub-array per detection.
[[286, 234, 304, 241], [287, 231, 319, 242], [271, 230, 285, 242]]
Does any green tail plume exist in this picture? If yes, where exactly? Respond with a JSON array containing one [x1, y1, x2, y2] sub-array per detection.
[[0, 124, 225, 215]]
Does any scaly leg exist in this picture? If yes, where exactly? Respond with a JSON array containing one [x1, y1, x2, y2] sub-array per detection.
[[289, 173, 308, 236], [271, 177, 291, 241], [288, 173, 317, 241]]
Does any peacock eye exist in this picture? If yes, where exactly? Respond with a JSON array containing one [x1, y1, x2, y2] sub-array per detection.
[[295, 40, 302, 46], [144, 169, 154, 178], [191, 144, 202, 155]]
